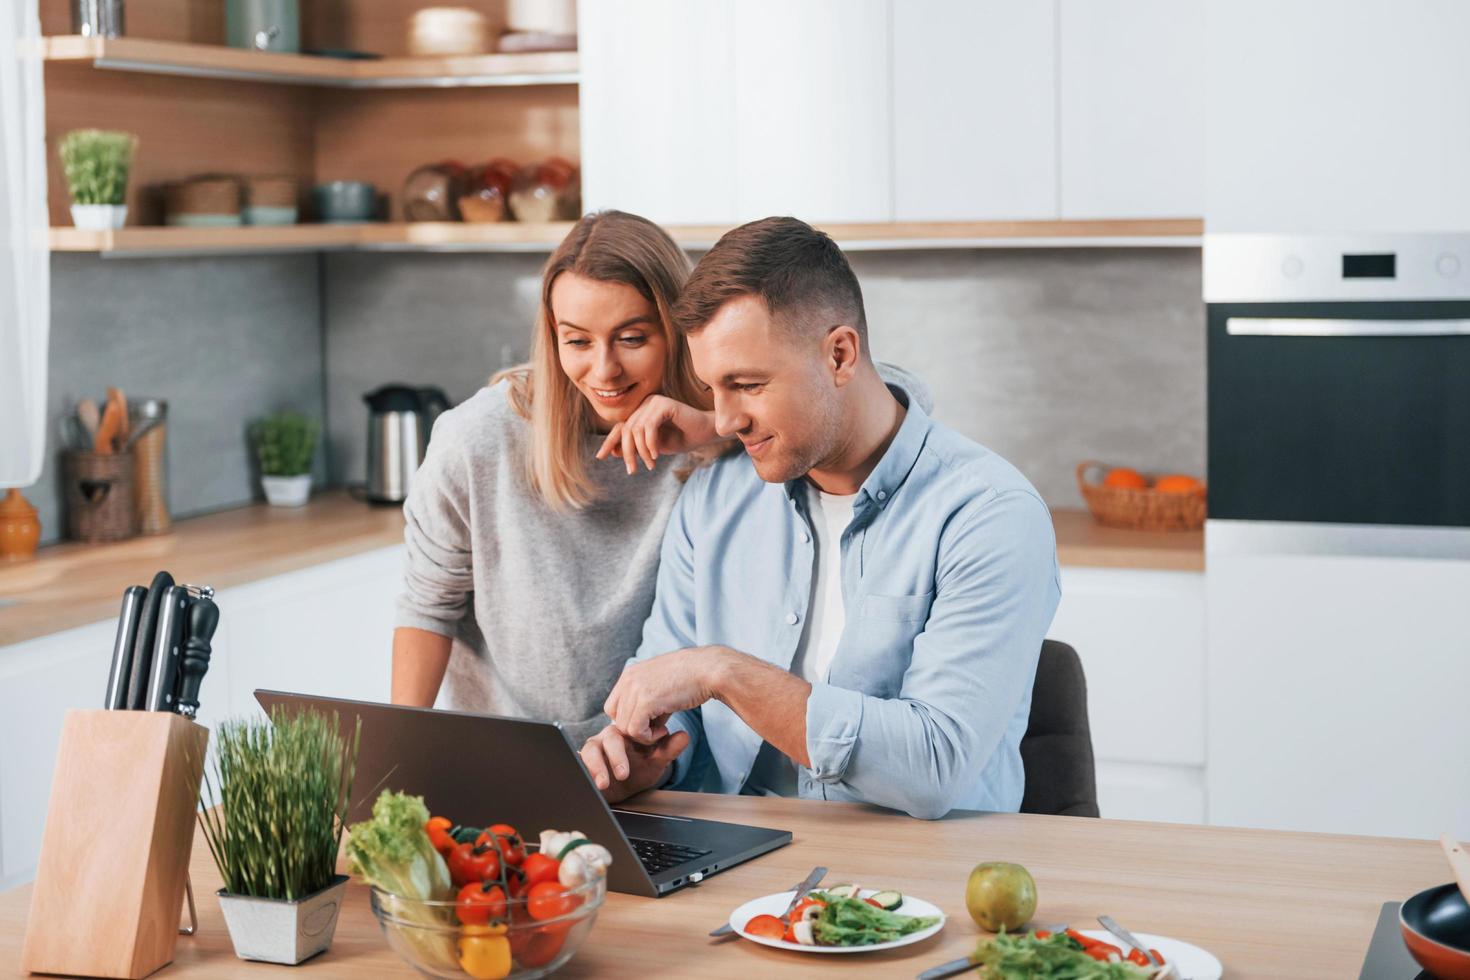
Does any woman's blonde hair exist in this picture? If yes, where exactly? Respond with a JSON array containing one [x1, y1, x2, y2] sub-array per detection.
[[492, 211, 709, 510]]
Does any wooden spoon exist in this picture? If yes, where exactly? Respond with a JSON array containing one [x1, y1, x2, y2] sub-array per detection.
[[105, 386, 129, 444], [1440, 833, 1470, 905], [93, 397, 122, 454]]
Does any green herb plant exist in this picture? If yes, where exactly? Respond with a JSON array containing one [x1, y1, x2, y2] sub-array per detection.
[[251, 411, 319, 477], [58, 129, 137, 206], [198, 708, 361, 901]]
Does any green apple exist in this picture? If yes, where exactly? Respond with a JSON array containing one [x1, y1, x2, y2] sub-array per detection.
[[965, 862, 1037, 932]]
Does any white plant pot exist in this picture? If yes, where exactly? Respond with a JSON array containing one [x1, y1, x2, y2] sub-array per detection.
[[69, 204, 128, 230], [262, 474, 312, 507], [217, 875, 348, 965]]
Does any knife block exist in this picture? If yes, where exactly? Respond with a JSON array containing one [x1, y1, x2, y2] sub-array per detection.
[[22, 710, 208, 979]]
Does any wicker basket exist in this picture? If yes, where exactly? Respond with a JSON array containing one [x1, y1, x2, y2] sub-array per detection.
[[1076, 460, 1206, 532], [65, 451, 137, 543]]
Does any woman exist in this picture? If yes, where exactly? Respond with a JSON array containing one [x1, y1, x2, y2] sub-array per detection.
[[391, 211, 718, 747]]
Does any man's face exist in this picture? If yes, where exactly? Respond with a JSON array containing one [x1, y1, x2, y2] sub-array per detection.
[[687, 295, 843, 483]]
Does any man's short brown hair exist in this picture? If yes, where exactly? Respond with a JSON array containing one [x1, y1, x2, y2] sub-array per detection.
[[672, 216, 868, 354]]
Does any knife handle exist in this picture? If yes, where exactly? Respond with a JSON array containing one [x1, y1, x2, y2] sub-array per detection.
[[104, 586, 147, 709], [144, 587, 189, 712], [174, 596, 217, 719]]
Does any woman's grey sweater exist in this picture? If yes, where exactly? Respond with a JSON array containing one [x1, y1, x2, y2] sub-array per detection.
[[395, 382, 681, 748]]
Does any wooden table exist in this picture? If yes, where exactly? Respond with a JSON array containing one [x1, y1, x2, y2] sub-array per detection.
[[0, 791, 1443, 978]]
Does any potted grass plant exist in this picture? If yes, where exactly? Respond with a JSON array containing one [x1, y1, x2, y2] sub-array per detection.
[[250, 411, 318, 507], [199, 708, 360, 965], [58, 129, 137, 230]]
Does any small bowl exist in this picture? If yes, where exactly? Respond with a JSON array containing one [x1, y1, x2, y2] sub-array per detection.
[[1401, 883, 1470, 979], [313, 181, 378, 223], [369, 874, 605, 979]]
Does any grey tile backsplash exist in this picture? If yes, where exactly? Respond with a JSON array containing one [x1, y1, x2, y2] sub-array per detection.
[[36, 246, 1201, 545], [323, 247, 1204, 509]]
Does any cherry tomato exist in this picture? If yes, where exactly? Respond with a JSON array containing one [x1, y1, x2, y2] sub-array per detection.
[[425, 816, 455, 856], [1034, 929, 1052, 940], [1150, 949, 1166, 965], [448, 842, 502, 887], [1085, 942, 1123, 961], [790, 898, 825, 921], [520, 852, 561, 888], [456, 882, 507, 926], [526, 881, 573, 921], [1127, 948, 1152, 967], [514, 926, 568, 969], [744, 914, 786, 940], [478, 825, 525, 867]]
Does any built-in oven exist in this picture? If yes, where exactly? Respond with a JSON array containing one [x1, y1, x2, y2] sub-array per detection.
[[1206, 233, 1470, 558], [1203, 234, 1470, 842]]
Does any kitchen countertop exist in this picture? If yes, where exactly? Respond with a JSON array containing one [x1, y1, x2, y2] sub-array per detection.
[[0, 790, 1441, 978], [0, 492, 1202, 646]]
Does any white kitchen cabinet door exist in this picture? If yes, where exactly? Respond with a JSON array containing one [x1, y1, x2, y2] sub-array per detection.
[[1096, 761, 1206, 825], [1206, 0, 1470, 233], [1048, 567, 1206, 768], [216, 546, 403, 721], [1058, 0, 1205, 219], [732, 0, 893, 223], [892, 0, 1057, 222], [0, 620, 119, 889], [1207, 551, 1470, 840], [578, 0, 737, 225]]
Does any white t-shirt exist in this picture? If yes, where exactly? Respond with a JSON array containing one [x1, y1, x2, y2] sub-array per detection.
[[744, 482, 856, 796]]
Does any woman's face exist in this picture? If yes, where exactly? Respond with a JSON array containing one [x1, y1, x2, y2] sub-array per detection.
[[550, 272, 669, 430]]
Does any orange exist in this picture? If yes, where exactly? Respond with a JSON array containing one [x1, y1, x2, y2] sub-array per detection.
[[1154, 474, 1205, 495], [1102, 467, 1148, 490]]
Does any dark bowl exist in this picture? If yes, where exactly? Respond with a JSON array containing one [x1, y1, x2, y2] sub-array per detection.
[[1401, 883, 1470, 979]]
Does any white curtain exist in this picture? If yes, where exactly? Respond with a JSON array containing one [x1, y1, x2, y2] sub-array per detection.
[[0, 0, 49, 487]]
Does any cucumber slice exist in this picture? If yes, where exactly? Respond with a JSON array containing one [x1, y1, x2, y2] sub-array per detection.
[[869, 890, 903, 910], [826, 883, 861, 899]]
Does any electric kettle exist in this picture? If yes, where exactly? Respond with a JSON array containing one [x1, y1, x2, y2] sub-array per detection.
[[363, 384, 450, 504]]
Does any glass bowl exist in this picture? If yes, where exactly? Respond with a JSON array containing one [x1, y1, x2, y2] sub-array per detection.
[[369, 874, 606, 979]]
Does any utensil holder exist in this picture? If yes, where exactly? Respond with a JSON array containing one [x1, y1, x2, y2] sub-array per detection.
[[65, 450, 138, 542], [22, 710, 209, 979]]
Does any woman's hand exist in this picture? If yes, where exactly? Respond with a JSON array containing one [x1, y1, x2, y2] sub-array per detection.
[[595, 394, 719, 474]]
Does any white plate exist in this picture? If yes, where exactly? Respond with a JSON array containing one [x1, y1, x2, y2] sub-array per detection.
[[729, 888, 945, 954], [1076, 930, 1223, 980]]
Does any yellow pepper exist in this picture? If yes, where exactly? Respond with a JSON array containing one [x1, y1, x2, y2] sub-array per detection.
[[458, 924, 512, 980]]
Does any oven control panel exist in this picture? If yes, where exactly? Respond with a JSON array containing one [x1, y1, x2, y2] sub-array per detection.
[[1205, 233, 1470, 302]]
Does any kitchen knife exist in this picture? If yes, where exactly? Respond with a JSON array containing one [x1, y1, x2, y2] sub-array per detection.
[[709, 865, 827, 937], [172, 595, 217, 719], [143, 586, 190, 712], [125, 570, 174, 709], [104, 586, 147, 709]]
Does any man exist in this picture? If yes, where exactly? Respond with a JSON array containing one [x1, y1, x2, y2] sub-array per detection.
[[578, 217, 1060, 819]]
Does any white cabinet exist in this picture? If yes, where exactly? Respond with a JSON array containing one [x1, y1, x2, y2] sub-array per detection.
[[733, 0, 892, 223], [892, 0, 1057, 222], [0, 545, 404, 889], [1048, 567, 1206, 824], [1206, 0, 1470, 233], [578, 0, 737, 225], [1058, 0, 1205, 219], [579, 0, 889, 225], [1207, 550, 1470, 840]]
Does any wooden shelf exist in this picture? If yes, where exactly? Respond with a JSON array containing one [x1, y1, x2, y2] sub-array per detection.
[[42, 35, 579, 88], [49, 219, 1202, 256]]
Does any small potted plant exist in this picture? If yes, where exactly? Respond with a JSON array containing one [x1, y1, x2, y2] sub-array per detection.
[[58, 129, 137, 230], [251, 411, 318, 507], [199, 708, 360, 965]]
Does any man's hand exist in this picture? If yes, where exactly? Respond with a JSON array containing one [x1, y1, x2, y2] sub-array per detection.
[[595, 395, 720, 475], [604, 646, 727, 743], [579, 724, 691, 802]]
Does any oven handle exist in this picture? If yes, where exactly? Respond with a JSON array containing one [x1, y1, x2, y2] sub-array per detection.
[[1226, 317, 1470, 337]]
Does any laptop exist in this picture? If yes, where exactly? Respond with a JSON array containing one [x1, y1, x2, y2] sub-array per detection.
[[254, 690, 791, 897]]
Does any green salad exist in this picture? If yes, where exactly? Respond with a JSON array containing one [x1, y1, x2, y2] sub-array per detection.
[[973, 930, 1162, 979]]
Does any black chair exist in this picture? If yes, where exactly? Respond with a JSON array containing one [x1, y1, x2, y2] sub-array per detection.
[[1019, 639, 1099, 817]]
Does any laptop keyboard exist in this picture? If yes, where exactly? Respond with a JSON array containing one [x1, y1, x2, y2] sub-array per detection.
[[629, 837, 712, 875]]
